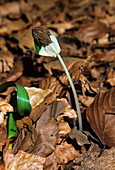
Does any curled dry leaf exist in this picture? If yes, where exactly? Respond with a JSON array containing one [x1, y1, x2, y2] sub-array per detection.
[[56, 141, 79, 164], [4, 148, 46, 170], [56, 98, 77, 121], [0, 99, 13, 124], [86, 87, 115, 147], [58, 120, 71, 136]]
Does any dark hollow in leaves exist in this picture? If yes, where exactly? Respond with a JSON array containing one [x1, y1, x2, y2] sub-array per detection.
[[32, 27, 51, 47]]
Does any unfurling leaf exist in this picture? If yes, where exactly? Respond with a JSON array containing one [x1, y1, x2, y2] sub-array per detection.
[[86, 87, 115, 147]]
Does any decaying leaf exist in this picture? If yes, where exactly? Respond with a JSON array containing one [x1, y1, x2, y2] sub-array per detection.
[[69, 127, 90, 146], [0, 125, 7, 152], [12, 128, 34, 155], [56, 141, 79, 164], [86, 87, 115, 147], [27, 118, 59, 157], [4, 148, 46, 170]]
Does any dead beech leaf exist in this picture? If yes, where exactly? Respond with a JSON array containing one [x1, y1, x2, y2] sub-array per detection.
[[0, 2, 20, 17], [35, 100, 67, 132], [11, 23, 41, 52], [12, 128, 34, 155], [86, 87, 115, 147], [43, 57, 83, 75], [79, 95, 94, 107], [58, 120, 71, 136], [40, 56, 96, 96], [27, 118, 59, 157], [43, 152, 57, 170], [57, 98, 77, 121], [106, 67, 115, 86], [25, 87, 52, 109], [0, 59, 23, 84], [0, 18, 26, 34], [47, 22, 74, 34], [76, 20, 109, 43], [0, 125, 7, 152], [16, 87, 56, 130], [0, 100, 13, 124], [69, 127, 91, 146], [4, 148, 46, 170], [29, 91, 56, 123], [0, 51, 14, 73], [56, 141, 79, 164]]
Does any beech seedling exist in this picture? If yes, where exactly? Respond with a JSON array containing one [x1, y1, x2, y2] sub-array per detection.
[[32, 27, 82, 130]]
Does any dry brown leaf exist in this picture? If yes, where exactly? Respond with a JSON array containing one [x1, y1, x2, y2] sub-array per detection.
[[0, 18, 26, 34], [25, 87, 52, 109], [0, 59, 23, 84], [35, 99, 67, 132], [47, 22, 75, 34], [0, 51, 14, 73], [93, 49, 115, 62], [43, 57, 83, 75], [12, 128, 34, 155], [106, 66, 115, 86], [0, 99, 13, 124], [27, 118, 59, 157], [0, 125, 7, 152], [56, 141, 79, 164], [4, 148, 46, 170], [43, 152, 57, 170], [10, 23, 41, 52], [40, 56, 95, 96], [69, 127, 91, 146], [79, 95, 94, 107], [86, 87, 115, 147], [0, 2, 20, 17], [76, 20, 109, 43], [57, 98, 77, 121], [58, 120, 71, 136]]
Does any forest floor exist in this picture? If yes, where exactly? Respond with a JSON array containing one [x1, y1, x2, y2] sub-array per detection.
[[0, 0, 115, 169]]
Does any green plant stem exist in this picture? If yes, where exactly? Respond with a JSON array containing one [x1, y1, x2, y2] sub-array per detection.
[[57, 54, 82, 130]]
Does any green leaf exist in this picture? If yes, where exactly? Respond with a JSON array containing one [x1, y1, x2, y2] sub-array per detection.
[[0, 81, 32, 147], [16, 84, 32, 116], [8, 113, 17, 148], [0, 81, 32, 116], [8, 113, 17, 139], [34, 41, 41, 54]]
